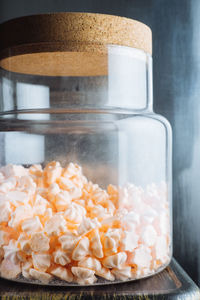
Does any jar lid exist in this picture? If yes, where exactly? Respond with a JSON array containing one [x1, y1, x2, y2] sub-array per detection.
[[0, 12, 152, 76]]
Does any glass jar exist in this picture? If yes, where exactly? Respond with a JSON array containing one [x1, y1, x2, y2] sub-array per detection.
[[0, 12, 172, 285]]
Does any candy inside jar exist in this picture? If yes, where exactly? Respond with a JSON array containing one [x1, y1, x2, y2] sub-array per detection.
[[0, 12, 172, 285], [0, 162, 171, 285]]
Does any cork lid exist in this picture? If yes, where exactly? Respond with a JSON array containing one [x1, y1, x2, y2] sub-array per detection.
[[0, 12, 152, 76]]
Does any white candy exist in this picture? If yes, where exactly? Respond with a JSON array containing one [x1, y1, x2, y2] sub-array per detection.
[[153, 213, 169, 236], [75, 199, 85, 206], [71, 266, 95, 279], [121, 231, 139, 252], [96, 267, 115, 281], [135, 267, 152, 278], [92, 189, 108, 205], [45, 162, 62, 185], [22, 259, 33, 279], [0, 258, 21, 279], [119, 184, 143, 209], [77, 275, 97, 285], [18, 233, 31, 254], [0, 161, 171, 285], [92, 204, 113, 219], [146, 183, 162, 199], [122, 211, 140, 230], [55, 190, 71, 211], [32, 252, 51, 272], [131, 246, 152, 269], [153, 236, 169, 263], [45, 214, 66, 236], [90, 229, 104, 258], [58, 177, 76, 190], [30, 232, 50, 252], [64, 203, 86, 224], [53, 249, 71, 266], [22, 216, 43, 234], [33, 205, 47, 216], [36, 187, 46, 197], [69, 187, 82, 200], [83, 182, 98, 196], [59, 232, 79, 251], [9, 205, 33, 228], [72, 237, 90, 261], [140, 225, 157, 247], [141, 207, 157, 224], [17, 176, 36, 191], [106, 201, 116, 215], [75, 174, 88, 187], [112, 266, 132, 281], [29, 164, 42, 174], [48, 183, 60, 195], [63, 163, 82, 178], [86, 199, 94, 207], [44, 208, 53, 220], [29, 268, 52, 284], [103, 228, 122, 256], [89, 204, 106, 217], [63, 163, 87, 190], [3, 240, 19, 264], [0, 201, 11, 223], [0, 164, 28, 178], [106, 228, 122, 242], [6, 191, 29, 207], [103, 235, 117, 256], [51, 266, 73, 282], [0, 177, 16, 193], [33, 194, 49, 215], [102, 252, 127, 269], [78, 257, 102, 272], [78, 217, 100, 235]]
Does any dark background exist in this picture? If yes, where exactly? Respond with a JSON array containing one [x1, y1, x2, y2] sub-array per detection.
[[1, 0, 200, 286]]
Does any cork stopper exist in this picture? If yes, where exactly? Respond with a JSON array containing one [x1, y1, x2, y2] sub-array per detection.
[[0, 12, 152, 76]]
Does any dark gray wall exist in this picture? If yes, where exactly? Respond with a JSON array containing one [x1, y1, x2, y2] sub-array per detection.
[[1, 0, 200, 285]]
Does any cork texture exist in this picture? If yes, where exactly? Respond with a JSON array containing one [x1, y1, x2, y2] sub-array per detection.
[[0, 12, 152, 76]]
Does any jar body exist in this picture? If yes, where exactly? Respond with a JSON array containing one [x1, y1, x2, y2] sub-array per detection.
[[0, 45, 172, 285]]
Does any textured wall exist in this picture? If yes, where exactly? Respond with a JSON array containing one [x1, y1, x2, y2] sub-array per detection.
[[0, 0, 200, 285]]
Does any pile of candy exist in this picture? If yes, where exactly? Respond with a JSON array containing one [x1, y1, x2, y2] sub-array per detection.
[[0, 162, 170, 285]]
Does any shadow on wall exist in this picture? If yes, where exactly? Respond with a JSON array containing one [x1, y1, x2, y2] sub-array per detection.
[[152, 0, 200, 285], [1, 0, 200, 285]]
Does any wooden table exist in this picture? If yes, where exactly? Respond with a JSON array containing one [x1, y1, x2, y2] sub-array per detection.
[[0, 259, 199, 299]]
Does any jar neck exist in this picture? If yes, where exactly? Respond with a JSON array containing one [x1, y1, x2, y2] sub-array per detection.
[[106, 46, 153, 112], [0, 46, 153, 115]]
